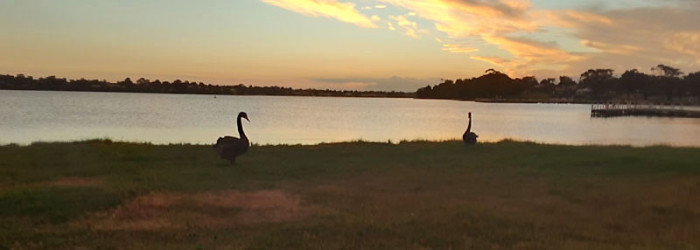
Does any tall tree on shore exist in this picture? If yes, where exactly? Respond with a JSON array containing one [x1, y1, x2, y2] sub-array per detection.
[[685, 71, 700, 96], [651, 64, 683, 78], [579, 69, 616, 98], [651, 64, 683, 100], [579, 69, 614, 85], [558, 76, 576, 87]]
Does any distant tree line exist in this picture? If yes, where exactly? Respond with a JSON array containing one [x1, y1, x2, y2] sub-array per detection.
[[417, 65, 700, 104], [0, 74, 414, 98]]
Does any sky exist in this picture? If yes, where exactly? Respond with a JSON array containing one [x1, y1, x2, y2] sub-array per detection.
[[2, 0, 700, 91]]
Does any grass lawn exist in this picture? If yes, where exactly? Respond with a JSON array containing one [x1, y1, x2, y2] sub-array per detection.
[[1, 140, 699, 249]]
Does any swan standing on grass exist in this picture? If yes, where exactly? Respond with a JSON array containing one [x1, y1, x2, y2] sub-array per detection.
[[214, 112, 250, 164], [463, 112, 478, 144]]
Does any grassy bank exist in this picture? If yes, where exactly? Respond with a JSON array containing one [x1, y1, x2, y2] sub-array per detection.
[[1, 140, 699, 249]]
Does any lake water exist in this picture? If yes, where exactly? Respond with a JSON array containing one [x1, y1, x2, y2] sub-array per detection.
[[1, 90, 699, 147]]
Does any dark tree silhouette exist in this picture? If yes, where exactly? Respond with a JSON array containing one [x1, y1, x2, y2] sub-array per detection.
[[558, 76, 576, 87], [652, 64, 683, 78], [579, 69, 614, 85], [620, 69, 651, 98], [0, 74, 414, 98], [414, 65, 699, 104]]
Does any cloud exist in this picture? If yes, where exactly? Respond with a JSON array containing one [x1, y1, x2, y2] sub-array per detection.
[[381, 0, 700, 76], [665, 32, 700, 62], [475, 35, 586, 75], [442, 43, 478, 53], [536, 9, 614, 29], [380, 0, 582, 75], [264, 0, 700, 77], [562, 10, 613, 25], [581, 40, 641, 55], [314, 76, 436, 91], [389, 15, 424, 38], [564, 6, 700, 74], [362, 4, 388, 10], [261, 0, 377, 28], [262, 0, 574, 74], [382, 0, 537, 37], [470, 55, 508, 66]]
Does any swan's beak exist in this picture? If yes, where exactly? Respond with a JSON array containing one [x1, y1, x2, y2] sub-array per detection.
[[244, 117, 250, 122]]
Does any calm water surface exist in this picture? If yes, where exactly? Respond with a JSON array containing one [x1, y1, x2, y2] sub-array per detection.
[[1, 90, 699, 146]]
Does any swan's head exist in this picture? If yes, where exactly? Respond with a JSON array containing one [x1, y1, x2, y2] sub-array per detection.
[[239, 112, 249, 122], [468, 112, 472, 119]]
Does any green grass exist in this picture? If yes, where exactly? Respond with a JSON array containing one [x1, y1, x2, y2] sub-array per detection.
[[0, 140, 699, 249]]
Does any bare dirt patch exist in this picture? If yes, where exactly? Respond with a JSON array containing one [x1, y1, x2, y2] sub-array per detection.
[[75, 189, 317, 231]]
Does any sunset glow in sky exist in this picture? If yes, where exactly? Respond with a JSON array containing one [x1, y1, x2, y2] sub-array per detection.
[[2, 0, 700, 91]]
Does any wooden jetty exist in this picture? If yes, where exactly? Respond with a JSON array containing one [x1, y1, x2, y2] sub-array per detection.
[[591, 104, 700, 118]]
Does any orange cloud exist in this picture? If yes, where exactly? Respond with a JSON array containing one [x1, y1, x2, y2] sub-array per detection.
[[442, 43, 478, 53], [581, 40, 641, 55], [481, 35, 586, 73], [564, 10, 613, 25], [470, 55, 508, 66], [263, 0, 700, 77], [261, 0, 377, 28], [382, 0, 537, 37], [389, 15, 422, 37], [665, 32, 700, 62], [380, 0, 583, 75], [537, 9, 614, 28], [559, 7, 700, 74]]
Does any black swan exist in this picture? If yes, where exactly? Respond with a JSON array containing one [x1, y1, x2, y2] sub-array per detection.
[[214, 112, 250, 164], [463, 112, 478, 144]]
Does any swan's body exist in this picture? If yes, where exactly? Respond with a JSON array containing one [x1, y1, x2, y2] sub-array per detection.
[[463, 112, 478, 144], [214, 112, 249, 164]]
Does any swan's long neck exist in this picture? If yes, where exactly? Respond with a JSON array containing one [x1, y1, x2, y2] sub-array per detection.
[[467, 117, 472, 133], [237, 115, 247, 140]]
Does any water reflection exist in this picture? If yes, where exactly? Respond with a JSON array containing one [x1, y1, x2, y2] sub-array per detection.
[[1, 90, 699, 146]]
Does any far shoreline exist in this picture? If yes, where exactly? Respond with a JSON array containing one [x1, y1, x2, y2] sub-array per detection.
[[7, 89, 697, 106], [3, 138, 698, 149]]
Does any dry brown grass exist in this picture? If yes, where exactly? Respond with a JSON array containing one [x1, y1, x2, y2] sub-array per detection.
[[2, 141, 699, 249], [301, 167, 700, 247], [74, 189, 319, 231]]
